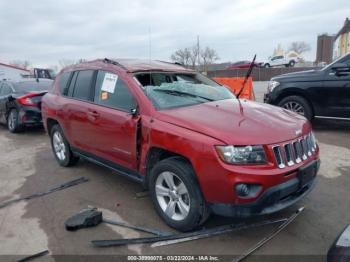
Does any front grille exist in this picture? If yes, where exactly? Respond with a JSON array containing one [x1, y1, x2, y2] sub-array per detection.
[[272, 132, 317, 169]]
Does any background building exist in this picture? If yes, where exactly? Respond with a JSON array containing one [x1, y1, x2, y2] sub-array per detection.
[[335, 17, 350, 58], [0, 62, 29, 80], [316, 34, 334, 64]]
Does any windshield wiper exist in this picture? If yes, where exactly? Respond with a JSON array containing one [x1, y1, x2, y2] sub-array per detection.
[[153, 89, 214, 101]]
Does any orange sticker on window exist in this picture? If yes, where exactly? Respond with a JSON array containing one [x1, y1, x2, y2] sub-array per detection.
[[101, 91, 108, 100]]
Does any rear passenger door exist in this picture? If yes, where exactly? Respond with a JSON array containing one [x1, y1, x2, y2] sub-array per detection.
[[87, 70, 139, 170], [64, 70, 97, 152]]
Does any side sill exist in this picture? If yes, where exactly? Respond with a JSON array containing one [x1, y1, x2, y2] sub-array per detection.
[[72, 147, 144, 184]]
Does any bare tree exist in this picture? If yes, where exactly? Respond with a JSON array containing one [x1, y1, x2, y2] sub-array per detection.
[[10, 60, 31, 69], [170, 48, 191, 66], [200, 47, 219, 72], [288, 41, 311, 55], [189, 44, 200, 69], [171, 44, 219, 72]]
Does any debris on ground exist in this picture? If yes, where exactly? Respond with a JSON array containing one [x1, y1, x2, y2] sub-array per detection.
[[65, 207, 102, 231], [17, 250, 49, 262], [0, 177, 89, 210]]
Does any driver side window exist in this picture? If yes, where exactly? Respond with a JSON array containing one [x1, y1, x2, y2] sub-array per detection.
[[94, 70, 137, 112]]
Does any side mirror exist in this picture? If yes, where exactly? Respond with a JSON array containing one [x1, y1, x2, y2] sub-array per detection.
[[130, 107, 138, 117], [331, 63, 350, 70], [331, 63, 350, 76]]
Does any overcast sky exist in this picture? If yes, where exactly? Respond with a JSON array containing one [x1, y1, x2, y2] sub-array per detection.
[[0, 0, 349, 68]]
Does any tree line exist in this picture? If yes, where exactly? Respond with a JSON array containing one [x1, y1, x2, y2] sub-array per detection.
[[170, 43, 219, 72]]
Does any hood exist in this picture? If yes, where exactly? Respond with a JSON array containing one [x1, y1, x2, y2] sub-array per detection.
[[273, 69, 324, 82], [156, 99, 311, 145]]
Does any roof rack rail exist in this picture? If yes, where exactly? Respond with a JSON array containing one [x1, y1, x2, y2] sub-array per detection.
[[156, 60, 184, 67], [103, 58, 127, 70]]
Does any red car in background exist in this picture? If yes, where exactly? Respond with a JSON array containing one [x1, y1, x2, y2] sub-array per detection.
[[41, 58, 320, 231], [226, 60, 262, 69]]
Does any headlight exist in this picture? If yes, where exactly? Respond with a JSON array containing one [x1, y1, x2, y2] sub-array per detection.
[[267, 80, 280, 92], [215, 145, 267, 164]]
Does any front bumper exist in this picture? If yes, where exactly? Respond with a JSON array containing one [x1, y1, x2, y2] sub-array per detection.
[[263, 92, 272, 103], [210, 159, 320, 217]]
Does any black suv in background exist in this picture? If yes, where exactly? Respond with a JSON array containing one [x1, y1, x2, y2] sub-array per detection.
[[0, 79, 53, 132], [264, 53, 350, 120]]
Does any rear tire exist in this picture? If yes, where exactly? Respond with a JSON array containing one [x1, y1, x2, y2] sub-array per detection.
[[7, 109, 24, 133], [149, 157, 210, 232], [289, 60, 295, 67], [278, 95, 313, 120], [264, 63, 271, 68], [50, 124, 79, 167]]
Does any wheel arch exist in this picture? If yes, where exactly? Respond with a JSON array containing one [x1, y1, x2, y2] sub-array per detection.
[[143, 147, 195, 189], [275, 89, 315, 116], [46, 118, 60, 136]]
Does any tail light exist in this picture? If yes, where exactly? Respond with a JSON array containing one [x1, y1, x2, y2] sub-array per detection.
[[17, 93, 39, 107]]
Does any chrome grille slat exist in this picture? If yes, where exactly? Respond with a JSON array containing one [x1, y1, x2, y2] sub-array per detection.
[[300, 138, 308, 160], [293, 141, 302, 163], [273, 132, 316, 169], [272, 146, 285, 169], [306, 135, 312, 156], [284, 144, 294, 166]]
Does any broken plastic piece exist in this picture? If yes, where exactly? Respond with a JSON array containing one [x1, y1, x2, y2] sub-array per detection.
[[65, 207, 102, 231], [17, 250, 49, 262], [0, 177, 89, 210], [92, 217, 288, 247]]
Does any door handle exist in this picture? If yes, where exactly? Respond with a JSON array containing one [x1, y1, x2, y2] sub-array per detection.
[[87, 110, 100, 118]]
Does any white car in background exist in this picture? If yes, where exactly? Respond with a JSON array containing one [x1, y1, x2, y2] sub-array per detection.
[[262, 55, 299, 68]]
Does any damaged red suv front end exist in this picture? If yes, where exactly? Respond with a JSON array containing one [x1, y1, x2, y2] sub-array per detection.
[[42, 59, 319, 231]]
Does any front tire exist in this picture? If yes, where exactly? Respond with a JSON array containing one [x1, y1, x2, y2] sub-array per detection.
[[289, 60, 295, 67], [149, 157, 209, 232], [264, 63, 271, 68], [278, 95, 313, 120], [7, 109, 24, 133], [50, 124, 79, 167]]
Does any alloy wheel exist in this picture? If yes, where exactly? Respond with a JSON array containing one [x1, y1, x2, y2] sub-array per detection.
[[155, 171, 190, 221], [8, 111, 16, 131], [53, 131, 66, 161], [282, 101, 305, 116]]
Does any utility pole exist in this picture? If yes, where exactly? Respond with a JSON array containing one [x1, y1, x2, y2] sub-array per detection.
[[197, 35, 200, 72]]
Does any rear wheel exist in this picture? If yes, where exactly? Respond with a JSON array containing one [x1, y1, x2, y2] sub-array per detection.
[[278, 95, 313, 120], [7, 109, 24, 133], [264, 63, 270, 68], [50, 124, 79, 167], [149, 157, 210, 232], [289, 60, 295, 67]]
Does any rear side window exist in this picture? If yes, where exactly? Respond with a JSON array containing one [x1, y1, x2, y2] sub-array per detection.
[[72, 70, 94, 101], [58, 72, 71, 94], [94, 71, 137, 111]]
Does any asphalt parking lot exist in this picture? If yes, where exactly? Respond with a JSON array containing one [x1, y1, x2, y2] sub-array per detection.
[[0, 83, 350, 261]]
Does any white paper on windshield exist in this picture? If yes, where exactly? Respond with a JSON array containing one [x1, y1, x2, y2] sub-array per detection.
[[101, 73, 118, 93]]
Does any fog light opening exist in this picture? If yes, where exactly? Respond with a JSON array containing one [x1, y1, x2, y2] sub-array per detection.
[[235, 183, 262, 198]]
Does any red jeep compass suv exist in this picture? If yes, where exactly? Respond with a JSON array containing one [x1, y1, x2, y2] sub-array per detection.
[[41, 58, 320, 231]]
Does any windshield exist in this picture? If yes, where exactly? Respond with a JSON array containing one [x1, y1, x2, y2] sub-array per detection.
[[134, 72, 234, 110], [321, 53, 350, 71]]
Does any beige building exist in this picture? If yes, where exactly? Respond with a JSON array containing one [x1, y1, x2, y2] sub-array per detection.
[[335, 17, 350, 58]]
